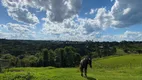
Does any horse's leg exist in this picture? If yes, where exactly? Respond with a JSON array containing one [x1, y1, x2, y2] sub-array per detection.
[[85, 67, 87, 77], [80, 67, 83, 77]]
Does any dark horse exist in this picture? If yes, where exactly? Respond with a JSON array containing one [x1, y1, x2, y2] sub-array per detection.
[[80, 56, 92, 77]]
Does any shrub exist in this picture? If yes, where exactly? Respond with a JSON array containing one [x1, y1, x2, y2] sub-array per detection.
[[12, 72, 34, 80]]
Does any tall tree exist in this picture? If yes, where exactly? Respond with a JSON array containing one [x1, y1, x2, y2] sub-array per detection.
[[48, 49, 55, 66], [43, 49, 49, 67]]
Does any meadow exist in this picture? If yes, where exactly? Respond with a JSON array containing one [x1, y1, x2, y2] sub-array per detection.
[[0, 54, 142, 80]]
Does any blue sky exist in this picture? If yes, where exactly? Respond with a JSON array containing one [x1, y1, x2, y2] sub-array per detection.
[[0, 0, 142, 41]]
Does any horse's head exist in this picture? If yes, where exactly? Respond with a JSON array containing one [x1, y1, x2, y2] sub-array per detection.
[[87, 56, 92, 68]]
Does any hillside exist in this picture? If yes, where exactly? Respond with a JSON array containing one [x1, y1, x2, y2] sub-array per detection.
[[94, 54, 142, 69], [0, 54, 142, 80]]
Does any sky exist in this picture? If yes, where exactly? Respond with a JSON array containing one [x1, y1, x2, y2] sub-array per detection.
[[0, 0, 142, 41]]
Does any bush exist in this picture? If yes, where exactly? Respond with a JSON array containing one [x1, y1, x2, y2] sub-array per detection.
[[12, 72, 34, 80]]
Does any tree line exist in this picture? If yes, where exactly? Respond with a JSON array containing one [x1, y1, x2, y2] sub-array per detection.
[[0, 46, 81, 67], [0, 39, 142, 68]]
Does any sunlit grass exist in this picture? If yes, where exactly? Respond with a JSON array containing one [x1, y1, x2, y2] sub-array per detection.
[[1, 54, 142, 80]]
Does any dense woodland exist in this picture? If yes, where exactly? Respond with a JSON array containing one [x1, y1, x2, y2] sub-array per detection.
[[0, 39, 142, 68]]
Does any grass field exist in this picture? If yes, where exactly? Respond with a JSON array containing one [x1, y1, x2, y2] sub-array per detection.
[[1, 54, 142, 80]]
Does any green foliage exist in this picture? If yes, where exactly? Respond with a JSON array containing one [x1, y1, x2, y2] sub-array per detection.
[[35, 52, 43, 67], [42, 49, 49, 67], [74, 53, 81, 66], [2, 72, 34, 80], [54, 47, 81, 67], [0, 39, 142, 68], [21, 55, 38, 67], [116, 48, 127, 56], [1, 54, 17, 67], [1, 54, 13, 60], [0, 64, 2, 73], [48, 49, 55, 66]]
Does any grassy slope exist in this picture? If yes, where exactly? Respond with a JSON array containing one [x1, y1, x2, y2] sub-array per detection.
[[94, 54, 142, 68], [1, 54, 142, 80]]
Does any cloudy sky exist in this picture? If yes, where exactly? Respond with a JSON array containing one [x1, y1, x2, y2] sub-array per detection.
[[0, 0, 142, 41]]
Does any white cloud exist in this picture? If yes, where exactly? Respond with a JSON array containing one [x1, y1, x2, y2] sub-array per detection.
[[1, 0, 142, 41], [91, 0, 142, 28], [110, 0, 142, 28], [98, 31, 142, 41], [6, 23, 33, 33], [1, 0, 39, 25], [123, 8, 131, 15], [2, 0, 82, 23], [77, 17, 104, 34], [0, 23, 36, 39], [121, 31, 142, 41], [89, 9, 95, 14], [41, 13, 106, 36], [41, 15, 80, 36], [27, 0, 82, 22], [1, 0, 83, 40], [0, 31, 10, 39]]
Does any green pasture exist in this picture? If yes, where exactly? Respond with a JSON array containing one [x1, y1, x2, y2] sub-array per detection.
[[0, 54, 142, 80]]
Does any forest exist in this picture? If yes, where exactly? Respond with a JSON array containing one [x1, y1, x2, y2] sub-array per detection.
[[0, 39, 142, 68]]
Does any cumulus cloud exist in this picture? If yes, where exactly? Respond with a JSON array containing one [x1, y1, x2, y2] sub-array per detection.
[[26, 0, 82, 22], [77, 18, 104, 34], [2, 0, 82, 23], [1, 0, 83, 40], [96, 0, 142, 28], [1, 0, 39, 25], [41, 15, 80, 35], [41, 14, 106, 37], [41, 7, 112, 36], [97, 31, 142, 41], [5, 23, 32, 33], [120, 31, 142, 41], [45, 0, 82, 22], [82, 0, 142, 30], [112, 0, 142, 28], [0, 31, 10, 39], [0, 23, 36, 39], [1, 0, 142, 41]]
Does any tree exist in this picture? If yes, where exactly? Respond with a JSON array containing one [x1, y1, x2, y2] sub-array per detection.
[[54, 47, 80, 67], [48, 50, 55, 66], [35, 52, 43, 67], [111, 47, 116, 55], [54, 48, 66, 67], [20, 55, 39, 67], [60, 48, 66, 67], [74, 53, 81, 66], [42, 49, 49, 67], [1, 54, 17, 67], [54, 48, 62, 67], [64, 46, 77, 67], [28, 55, 38, 67]]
